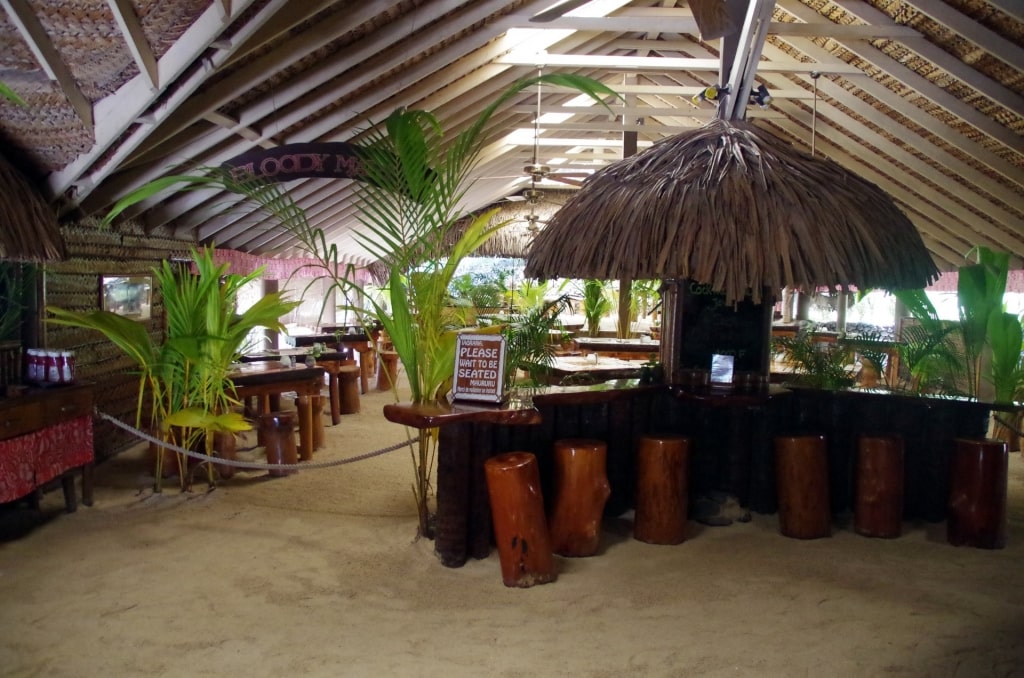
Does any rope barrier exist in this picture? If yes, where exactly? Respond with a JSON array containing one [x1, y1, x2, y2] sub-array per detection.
[[95, 409, 417, 472]]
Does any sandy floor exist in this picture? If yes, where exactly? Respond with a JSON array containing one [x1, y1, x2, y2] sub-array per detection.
[[1, 379, 1023, 678]]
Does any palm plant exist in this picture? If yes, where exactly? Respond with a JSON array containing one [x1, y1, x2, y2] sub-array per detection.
[[47, 246, 298, 490], [502, 294, 573, 389], [582, 279, 611, 337]]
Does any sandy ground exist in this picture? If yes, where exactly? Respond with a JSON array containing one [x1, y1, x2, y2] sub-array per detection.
[[1, 376, 1023, 678]]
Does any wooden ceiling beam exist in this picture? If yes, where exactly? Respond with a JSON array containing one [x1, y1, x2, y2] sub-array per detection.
[[105, 0, 159, 90]]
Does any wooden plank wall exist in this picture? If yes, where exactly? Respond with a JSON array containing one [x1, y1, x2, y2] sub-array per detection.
[[42, 219, 194, 461]]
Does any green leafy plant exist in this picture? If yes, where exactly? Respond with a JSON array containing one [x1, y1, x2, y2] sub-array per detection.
[[773, 326, 856, 390], [582, 279, 611, 337], [47, 246, 298, 490], [502, 294, 573, 389]]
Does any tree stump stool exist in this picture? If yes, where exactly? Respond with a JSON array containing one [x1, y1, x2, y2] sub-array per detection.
[[338, 364, 361, 414], [948, 438, 1008, 549], [773, 434, 831, 539], [260, 411, 297, 477], [634, 434, 691, 545], [855, 434, 904, 538], [549, 438, 611, 557], [311, 394, 325, 451], [376, 351, 399, 391], [484, 452, 557, 587]]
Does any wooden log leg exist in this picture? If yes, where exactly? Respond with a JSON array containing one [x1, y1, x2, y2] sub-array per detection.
[[213, 431, 238, 480], [357, 348, 371, 394], [549, 439, 611, 557], [467, 423, 495, 561], [328, 371, 341, 425], [948, 438, 1008, 549], [484, 451, 557, 587], [260, 412, 297, 477], [855, 435, 904, 538], [296, 395, 314, 461], [339, 367, 361, 414], [634, 435, 691, 545], [312, 395, 325, 450], [436, 423, 472, 567], [774, 435, 831, 539]]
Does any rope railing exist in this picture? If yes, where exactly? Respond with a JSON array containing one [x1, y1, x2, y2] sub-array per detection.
[[95, 409, 417, 472]]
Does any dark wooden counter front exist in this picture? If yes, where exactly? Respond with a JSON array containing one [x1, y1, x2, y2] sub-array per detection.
[[384, 380, 658, 567]]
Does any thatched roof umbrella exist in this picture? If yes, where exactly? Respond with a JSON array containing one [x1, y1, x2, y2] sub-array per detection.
[[524, 118, 938, 305], [0, 153, 65, 261]]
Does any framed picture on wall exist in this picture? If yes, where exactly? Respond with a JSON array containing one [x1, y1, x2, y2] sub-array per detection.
[[101, 275, 153, 320]]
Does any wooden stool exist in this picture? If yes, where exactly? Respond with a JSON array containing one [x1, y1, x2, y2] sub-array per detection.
[[338, 364, 361, 414], [260, 411, 297, 477], [948, 438, 1008, 549], [773, 434, 831, 539], [634, 434, 691, 545], [855, 434, 904, 538], [376, 351, 399, 391], [484, 452, 557, 588], [549, 438, 611, 557], [311, 394, 325, 450]]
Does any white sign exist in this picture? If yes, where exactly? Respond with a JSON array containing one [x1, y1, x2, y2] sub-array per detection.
[[451, 334, 507, 403]]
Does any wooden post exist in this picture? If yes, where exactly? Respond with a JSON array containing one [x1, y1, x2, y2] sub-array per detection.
[[376, 351, 399, 391], [948, 438, 1008, 549], [773, 434, 831, 539], [634, 434, 691, 545], [549, 439, 611, 557], [260, 411, 297, 477], [854, 435, 904, 538], [338, 364, 361, 414], [484, 452, 557, 587]]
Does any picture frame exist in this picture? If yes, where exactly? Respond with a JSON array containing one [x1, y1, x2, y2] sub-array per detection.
[[101, 275, 153, 320]]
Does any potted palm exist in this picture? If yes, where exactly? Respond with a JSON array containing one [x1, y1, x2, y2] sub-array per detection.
[[47, 246, 298, 491]]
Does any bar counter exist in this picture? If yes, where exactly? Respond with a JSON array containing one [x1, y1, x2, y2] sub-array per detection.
[[384, 380, 659, 566]]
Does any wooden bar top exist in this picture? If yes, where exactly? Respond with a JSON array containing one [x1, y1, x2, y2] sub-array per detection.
[[383, 379, 658, 429]]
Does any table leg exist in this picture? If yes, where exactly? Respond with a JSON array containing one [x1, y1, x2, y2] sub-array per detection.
[[356, 348, 371, 394], [61, 473, 78, 513], [82, 463, 94, 506], [296, 394, 314, 461], [328, 372, 341, 425]]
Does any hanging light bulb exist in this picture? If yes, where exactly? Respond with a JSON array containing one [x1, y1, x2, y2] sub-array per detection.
[[751, 84, 772, 109]]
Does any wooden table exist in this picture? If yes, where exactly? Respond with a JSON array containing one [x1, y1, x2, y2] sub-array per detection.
[[574, 337, 660, 360], [537, 356, 644, 385], [229, 363, 325, 462], [0, 382, 94, 511]]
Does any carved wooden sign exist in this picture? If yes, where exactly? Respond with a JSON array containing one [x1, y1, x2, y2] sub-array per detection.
[[451, 334, 506, 404], [222, 142, 365, 182]]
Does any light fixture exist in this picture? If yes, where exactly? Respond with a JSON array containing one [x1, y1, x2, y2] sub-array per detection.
[[751, 84, 772, 109], [691, 84, 730, 105]]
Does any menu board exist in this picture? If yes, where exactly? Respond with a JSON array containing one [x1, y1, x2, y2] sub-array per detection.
[[451, 334, 506, 403], [675, 280, 772, 374]]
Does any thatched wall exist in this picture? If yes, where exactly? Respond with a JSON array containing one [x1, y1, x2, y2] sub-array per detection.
[[42, 219, 193, 461]]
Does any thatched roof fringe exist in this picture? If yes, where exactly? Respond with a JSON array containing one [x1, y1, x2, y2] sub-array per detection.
[[525, 119, 938, 304], [0, 153, 65, 261]]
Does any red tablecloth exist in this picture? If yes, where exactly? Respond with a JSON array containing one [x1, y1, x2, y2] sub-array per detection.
[[0, 415, 93, 503]]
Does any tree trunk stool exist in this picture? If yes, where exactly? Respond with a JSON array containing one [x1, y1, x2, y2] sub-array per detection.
[[376, 350, 399, 391], [311, 394, 325, 450], [948, 438, 1008, 549], [854, 434, 904, 538], [634, 434, 691, 545], [338, 364, 361, 414], [484, 452, 557, 588], [260, 411, 298, 477], [773, 434, 831, 539], [549, 438, 611, 557]]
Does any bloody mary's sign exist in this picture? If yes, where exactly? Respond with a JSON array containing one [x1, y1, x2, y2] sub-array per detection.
[[451, 334, 506, 404], [222, 142, 365, 182]]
